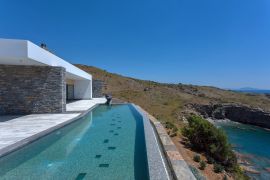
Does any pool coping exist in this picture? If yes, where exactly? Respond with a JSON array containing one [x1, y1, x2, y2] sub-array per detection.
[[135, 105, 196, 180], [0, 104, 100, 158], [132, 104, 172, 180]]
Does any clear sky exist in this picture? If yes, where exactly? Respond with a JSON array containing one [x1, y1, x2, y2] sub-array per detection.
[[0, 0, 270, 89]]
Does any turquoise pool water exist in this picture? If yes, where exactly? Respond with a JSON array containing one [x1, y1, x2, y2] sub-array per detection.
[[215, 121, 270, 180], [0, 104, 149, 180]]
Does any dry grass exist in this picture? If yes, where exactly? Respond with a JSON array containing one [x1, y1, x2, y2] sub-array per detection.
[[76, 64, 270, 126]]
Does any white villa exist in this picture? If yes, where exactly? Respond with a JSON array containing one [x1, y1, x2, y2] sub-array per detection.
[[0, 38, 92, 114]]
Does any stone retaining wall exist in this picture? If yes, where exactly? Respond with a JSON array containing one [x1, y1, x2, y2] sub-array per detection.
[[137, 107, 196, 180], [92, 80, 104, 97], [0, 65, 66, 114]]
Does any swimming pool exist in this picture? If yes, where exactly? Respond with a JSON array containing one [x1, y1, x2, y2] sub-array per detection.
[[0, 104, 151, 180]]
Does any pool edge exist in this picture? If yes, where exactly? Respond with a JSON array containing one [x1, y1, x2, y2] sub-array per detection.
[[133, 105, 196, 180], [0, 104, 101, 158], [132, 104, 172, 180]]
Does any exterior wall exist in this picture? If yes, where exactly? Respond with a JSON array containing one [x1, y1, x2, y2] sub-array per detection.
[[0, 65, 66, 115], [92, 80, 104, 98], [74, 80, 92, 99]]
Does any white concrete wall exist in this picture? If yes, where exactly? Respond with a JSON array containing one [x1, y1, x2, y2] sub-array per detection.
[[74, 80, 92, 99]]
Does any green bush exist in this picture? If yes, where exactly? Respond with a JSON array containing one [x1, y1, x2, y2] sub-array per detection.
[[199, 160, 207, 170], [165, 121, 178, 133], [206, 156, 215, 164], [193, 154, 201, 162], [214, 163, 224, 173], [182, 116, 237, 170]]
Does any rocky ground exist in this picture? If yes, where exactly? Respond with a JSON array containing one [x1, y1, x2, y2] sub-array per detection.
[[192, 103, 270, 129]]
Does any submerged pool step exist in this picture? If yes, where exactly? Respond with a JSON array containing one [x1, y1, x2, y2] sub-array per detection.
[[99, 164, 109, 168], [95, 155, 102, 159], [75, 173, 87, 180], [108, 146, 116, 150]]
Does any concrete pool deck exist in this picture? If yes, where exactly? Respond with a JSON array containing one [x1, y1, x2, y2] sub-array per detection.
[[66, 98, 106, 112], [0, 98, 106, 157]]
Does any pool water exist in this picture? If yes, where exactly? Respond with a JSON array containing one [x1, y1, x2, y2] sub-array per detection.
[[0, 104, 149, 180]]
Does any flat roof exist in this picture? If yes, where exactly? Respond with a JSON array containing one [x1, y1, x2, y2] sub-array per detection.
[[0, 38, 91, 80]]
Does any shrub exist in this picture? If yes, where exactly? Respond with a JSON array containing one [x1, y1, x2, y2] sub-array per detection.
[[165, 121, 174, 129], [193, 154, 201, 162], [214, 163, 224, 173], [182, 115, 237, 170], [165, 122, 178, 133], [206, 156, 215, 164], [199, 160, 207, 170], [172, 126, 178, 133]]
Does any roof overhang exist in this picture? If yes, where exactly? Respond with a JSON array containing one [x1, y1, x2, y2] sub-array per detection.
[[0, 38, 92, 80]]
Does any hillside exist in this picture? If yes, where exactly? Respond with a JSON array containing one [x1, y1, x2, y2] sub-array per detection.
[[76, 64, 270, 127]]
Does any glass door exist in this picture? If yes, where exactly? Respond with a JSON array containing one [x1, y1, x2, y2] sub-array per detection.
[[66, 84, 74, 100]]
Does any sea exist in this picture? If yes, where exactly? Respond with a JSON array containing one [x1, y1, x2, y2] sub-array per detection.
[[214, 121, 270, 180], [235, 90, 270, 94]]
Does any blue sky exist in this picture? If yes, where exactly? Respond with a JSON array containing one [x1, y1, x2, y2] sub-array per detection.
[[0, 0, 270, 89]]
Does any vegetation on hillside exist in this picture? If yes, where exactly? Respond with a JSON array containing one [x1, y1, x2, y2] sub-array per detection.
[[76, 64, 270, 127], [182, 116, 249, 179]]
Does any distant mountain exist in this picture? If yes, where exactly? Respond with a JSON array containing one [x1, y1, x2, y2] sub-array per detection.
[[234, 88, 270, 94], [238, 87, 261, 91]]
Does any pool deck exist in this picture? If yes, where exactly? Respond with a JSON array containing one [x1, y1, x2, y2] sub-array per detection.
[[0, 98, 106, 157], [66, 99, 106, 112]]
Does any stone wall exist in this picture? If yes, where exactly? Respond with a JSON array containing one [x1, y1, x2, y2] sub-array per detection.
[[0, 65, 66, 115], [92, 80, 104, 98]]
